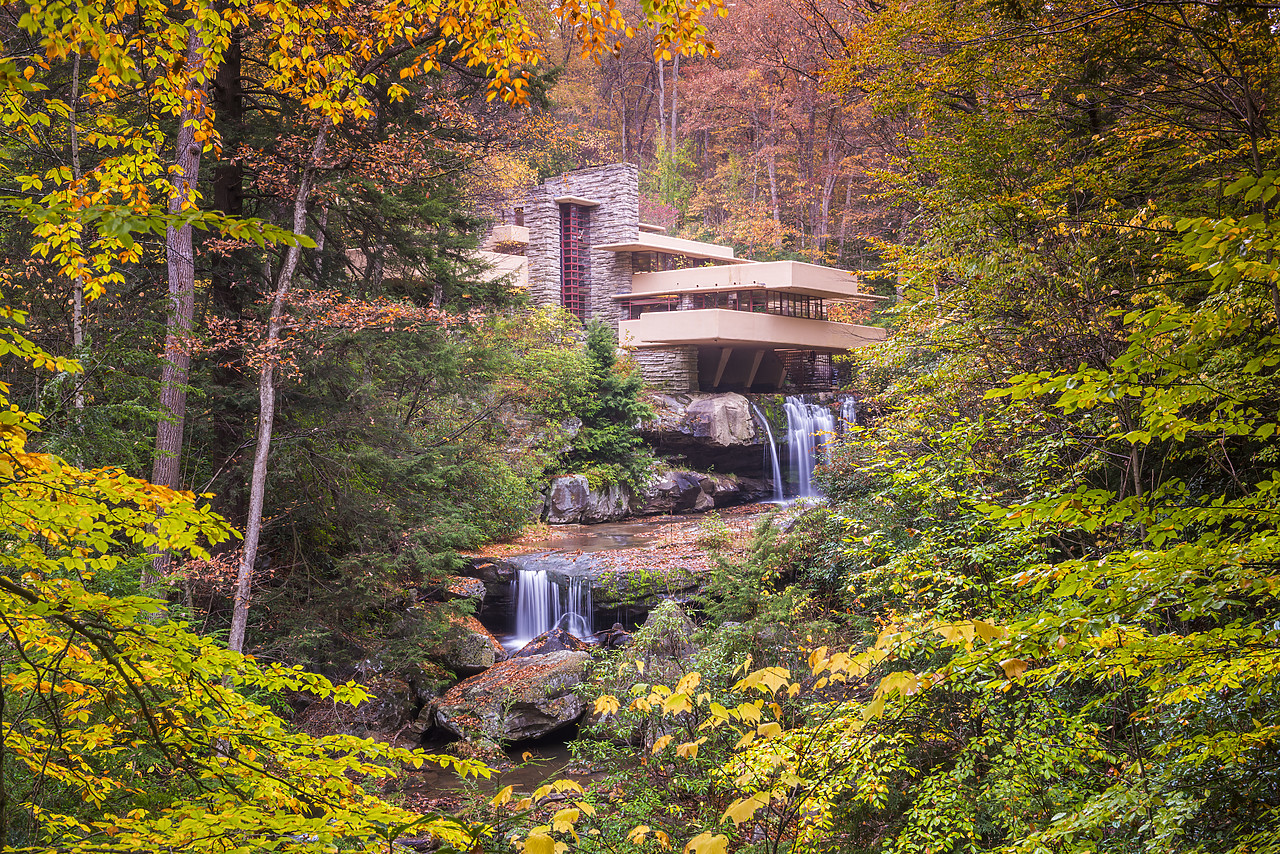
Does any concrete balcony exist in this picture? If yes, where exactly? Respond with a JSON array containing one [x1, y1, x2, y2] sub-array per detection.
[[619, 308, 886, 352], [627, 260, 878, 300], [489, 224, 529, 245]]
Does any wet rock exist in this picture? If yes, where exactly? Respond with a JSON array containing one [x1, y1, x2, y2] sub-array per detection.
[[632, 599, 698, 662], [433, 650, 592, 742], [546, 474, 590, 523], [595, 622, 633, 650], [591, 562, 699, 614], [644, 392, 759, 446], [512, 626, 592, 658], [438, 614, 506, 676], [639, 470, 710, 514], [460, 558, 518, 616], [544, 475, 633, 524], [637, 470, 772, 515], [466, 558, 517, 585]]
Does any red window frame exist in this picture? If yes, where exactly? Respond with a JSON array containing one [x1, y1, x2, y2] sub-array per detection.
[[560, 204, 588, 319]]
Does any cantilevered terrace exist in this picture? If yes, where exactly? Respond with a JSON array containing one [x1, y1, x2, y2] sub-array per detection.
[[479, 163, 888, 392]]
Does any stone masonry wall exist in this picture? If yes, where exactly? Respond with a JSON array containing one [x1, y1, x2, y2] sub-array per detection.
[[630, 346, 699, 392], [524, 184, 562, 311], [522, 164, 639, 328]]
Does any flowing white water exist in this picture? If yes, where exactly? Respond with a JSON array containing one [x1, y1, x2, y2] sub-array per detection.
[[784, 396, 835, 500], [751, 402, 785, 503], [561, 575, 594, 638], [840, 396, 859, 431], [513, 569, 593, 642]]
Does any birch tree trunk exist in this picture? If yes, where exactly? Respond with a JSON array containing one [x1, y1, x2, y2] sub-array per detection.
[[228, 125, 328, 654], [145, 26, 211, 592]]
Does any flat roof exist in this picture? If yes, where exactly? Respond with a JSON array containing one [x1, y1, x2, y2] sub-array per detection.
[[553, 195, 601, 207], [620, 309, 887, 352], [594, 232, 752, 264], [611, 283, 888, 301], [622, 260, 891, 301]]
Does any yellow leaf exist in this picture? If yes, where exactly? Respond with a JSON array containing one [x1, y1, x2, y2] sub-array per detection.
[[973, 620, 1006, 641], [594, 694, 620, 716], [662, 692, 692, 715], [492, 784, 514, 807], [722, 792, 769, 826], [628, 825, 650, 844], [807, 646, 828, 673], [736, 666, 791, 695], [676, 738, 703, 759], [1000, 658, 1029, 679], [651, 734, 674, 754], [525, 833, 555, 854], [552, 808, 579, 832], [757, 721, 782, 738], [675, 672, 701, 694], [684, 831, 728, 854]]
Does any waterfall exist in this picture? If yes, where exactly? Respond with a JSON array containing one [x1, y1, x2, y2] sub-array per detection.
[[784, 396, 835, 500], [561, 575, 594, 638], [751, 403, 785, 503], [513, 569, 593, 641], [839, 396, 859, 431]]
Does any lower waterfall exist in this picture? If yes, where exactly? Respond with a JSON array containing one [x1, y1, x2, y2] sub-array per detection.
[[513, 569, 594, 642], [752, 402, 785, 503]]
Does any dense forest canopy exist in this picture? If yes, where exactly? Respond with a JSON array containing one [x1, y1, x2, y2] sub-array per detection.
[[3, 0, 1280, 853]]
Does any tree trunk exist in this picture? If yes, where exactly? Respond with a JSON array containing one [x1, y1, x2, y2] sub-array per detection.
[[619, 89, 629, 160], [656, 53, 666, 154], [838, 175, 853, 263], [145, 25, 211, 593], [227, 124, 328, 654], [818, 163, 837, 256], [70, 50, 84, 414], [670, 53, 678, 151], [768, 102, 781, 249]]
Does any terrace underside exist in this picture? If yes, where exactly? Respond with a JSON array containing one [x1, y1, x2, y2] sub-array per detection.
[[621, 309, 887, 392]]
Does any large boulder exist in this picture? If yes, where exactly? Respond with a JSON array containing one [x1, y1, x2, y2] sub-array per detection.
[[641, 393, 768, 474], [512, 626, 592, 658], [637, 470, 773, 515], [437, 614, 506, 676], [639, 470, 715, 514], [645, 393, 759, 446], [544, 475, 633, 524], [433, 650, 592, 742]]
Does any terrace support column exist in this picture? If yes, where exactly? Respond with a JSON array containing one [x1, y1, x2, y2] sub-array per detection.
[[713, 347, 734, 388], [745, 350, 764, 389]]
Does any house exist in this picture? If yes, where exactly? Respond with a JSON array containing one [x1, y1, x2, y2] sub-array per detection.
[[479, 163, 888, 392]]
